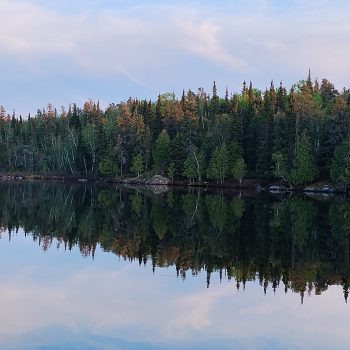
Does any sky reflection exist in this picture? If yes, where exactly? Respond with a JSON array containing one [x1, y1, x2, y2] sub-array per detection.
[[0, 230, 349, 350]]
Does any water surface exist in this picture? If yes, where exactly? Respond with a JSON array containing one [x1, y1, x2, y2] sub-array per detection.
[[0, 182, 349, 349]]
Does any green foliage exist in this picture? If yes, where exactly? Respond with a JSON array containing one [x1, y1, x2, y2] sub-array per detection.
[[206, 195, 227, 232], [291, 131, 319, 185], [150, 204, 168, 239], [98, 157, 118, 177], [183, 155, 197, 181], [182, 192, 203, 226], [98, 190, 117, 208], [183, 150, 205, 183], [152, 129, 171, 172], [167, 162, 175, 181], [131, 154, 144, 178], [329, 203, 350, 259], [207, 144, 230, 184], [130, 194, 143, 216], [230, 198, 245, 220], [272, 151, 288, 179], [2, 182, 350, 297], [290, 198, 315, 250], [331, 136, 350, 186], [0, 74, 349, 187], [170, 133, 186, 179], [232, 157, 247, 184]]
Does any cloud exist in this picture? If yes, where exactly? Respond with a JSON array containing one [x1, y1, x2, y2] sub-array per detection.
[[175, 15, 247, 70], [1, 0, 349, 80], [0, 0, 350, 115], [1, 231, 350, 349], [0, 1, 244, 78], [1, 256, 350, 350]]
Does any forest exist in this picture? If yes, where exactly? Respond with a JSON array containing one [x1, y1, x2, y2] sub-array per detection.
[[1, 73, 350, 187], [1, 182, 350, 302]]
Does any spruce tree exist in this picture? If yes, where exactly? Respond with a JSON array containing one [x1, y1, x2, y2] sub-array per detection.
[[291, 130, 319, 186], [232, 157, 247, 185], [131, 154, 144, 179], [153, 129, 171, 173], [331, 136, 350, 186], [210, 81, 220, 116], [207, 144, 230, 184]]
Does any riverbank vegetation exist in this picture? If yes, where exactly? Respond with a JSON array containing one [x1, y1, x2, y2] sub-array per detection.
[[1, 73, 350, 188]]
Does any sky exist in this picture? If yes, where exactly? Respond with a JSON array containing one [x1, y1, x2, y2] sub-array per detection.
[[0, 0, 350, 116]]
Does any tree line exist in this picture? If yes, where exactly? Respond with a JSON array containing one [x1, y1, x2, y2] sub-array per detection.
[[1, 182, 350, 301], [1, 73, 350, 186]]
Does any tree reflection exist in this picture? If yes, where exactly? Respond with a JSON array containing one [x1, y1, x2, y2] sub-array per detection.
[[1, 181, 350, 301]]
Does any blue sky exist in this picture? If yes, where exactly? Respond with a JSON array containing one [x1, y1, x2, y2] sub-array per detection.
[[0, 0, 349, 116]]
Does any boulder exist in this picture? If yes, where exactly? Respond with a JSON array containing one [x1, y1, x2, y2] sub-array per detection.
[[148, 175, 169, 185], [150, 185, 170, 195]]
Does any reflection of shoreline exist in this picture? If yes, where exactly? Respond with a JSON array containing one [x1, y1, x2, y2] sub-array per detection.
[[0, 174, 347, 196], [3, 231, 350, 304], [0, 181, 350, 301], [3, 235, 348, 350]]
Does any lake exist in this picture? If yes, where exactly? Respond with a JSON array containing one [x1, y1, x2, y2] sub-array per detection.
[[0, 181, 349, 350]]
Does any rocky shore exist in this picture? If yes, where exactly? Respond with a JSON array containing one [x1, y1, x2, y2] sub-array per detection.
[[0, 173, 347, 194]]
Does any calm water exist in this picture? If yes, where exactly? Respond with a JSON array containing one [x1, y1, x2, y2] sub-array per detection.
[[0, 182, 350, 350]]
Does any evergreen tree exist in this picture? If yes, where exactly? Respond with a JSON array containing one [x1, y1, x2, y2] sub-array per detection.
[[131, 154, 144, 179], [153, 129, 171, 173], [183, 156, 197, 183], [183, 149, 205, 183], [330, 135, 350, 186], [210, 81, 220, 116], [1, 76, 349, 188], [272, 151, 288, 180], [291, 130, 319, 185], [207, 144, 229, 184], [167, 162, 175, 181], [170, 133, 186, 179], [232, 157, 247, 185]]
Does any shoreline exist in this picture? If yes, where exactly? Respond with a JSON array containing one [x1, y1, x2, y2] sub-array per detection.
[[0, 173, 346, 195]]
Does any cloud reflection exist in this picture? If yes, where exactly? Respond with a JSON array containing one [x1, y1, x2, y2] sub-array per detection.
[[1, 231, 350, 350]]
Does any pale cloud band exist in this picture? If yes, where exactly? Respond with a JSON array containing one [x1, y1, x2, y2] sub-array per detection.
[[0, 0, 349, 115]]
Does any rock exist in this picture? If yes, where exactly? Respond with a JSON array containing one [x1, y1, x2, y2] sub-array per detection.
[[147, 175, 169, 185], [304, 183, 336, 193], [150, 185, 170, 195], [123, 176, 145, 184], [268, 185, 290, 193], [268, 180, 293, 193], [304, 186, 315, 192]]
